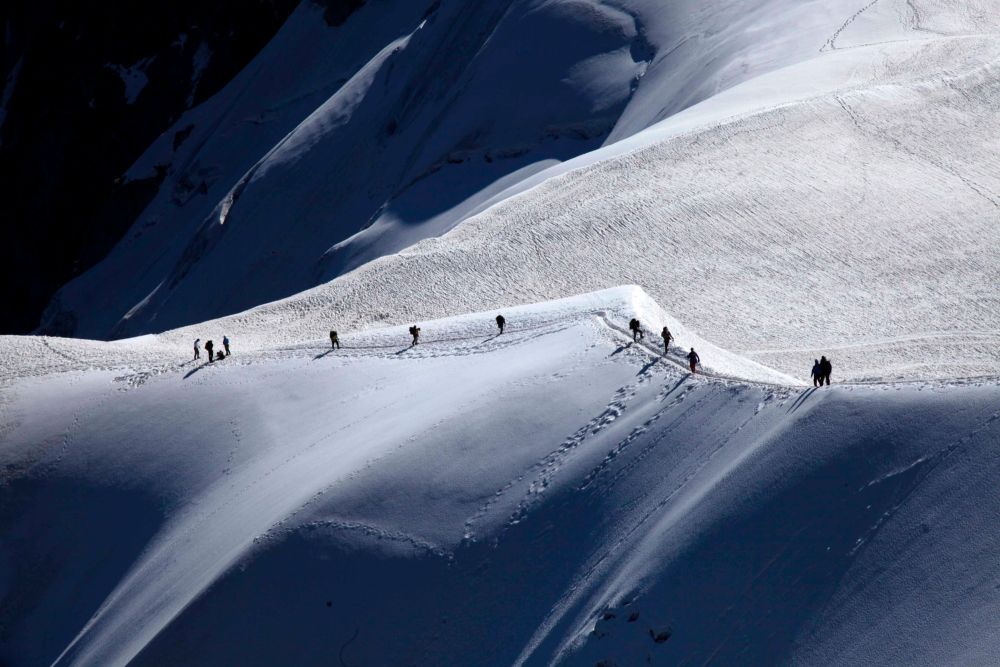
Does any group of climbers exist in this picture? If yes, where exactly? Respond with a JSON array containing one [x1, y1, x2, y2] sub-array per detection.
[[194, 313, 832, 385], [632, 317, 700, 373], [810, 356, 833, 387], [193, 336, 231, 362]]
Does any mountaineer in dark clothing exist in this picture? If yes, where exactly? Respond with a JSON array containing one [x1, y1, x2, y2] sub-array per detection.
[[687, 348, 700, 373], [223, 336, 231, 356], [811, 359, 822, 387], [496, 314, 505, 334], [819, 356, 832, 386], [205, 340, 214, 362], [629, 318, 643, 341], [409, 325, 421, 346], [660, 327, 672, 354], [329, 330, 340, 349]]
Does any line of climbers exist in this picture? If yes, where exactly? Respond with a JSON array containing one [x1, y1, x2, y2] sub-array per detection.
[[631, 317, 697, 372], [194, 315, 832, 384], [631, 317, 834, 382], [193, 336, 231, 362]]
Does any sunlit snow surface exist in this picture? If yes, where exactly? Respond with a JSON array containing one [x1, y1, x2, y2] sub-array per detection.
[[3, 289, 1000, 665], [44, 0, 1000, 385], [6, 0, 1000, 663]]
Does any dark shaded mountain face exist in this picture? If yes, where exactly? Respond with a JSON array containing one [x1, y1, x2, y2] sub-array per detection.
[[0, 0, 352, 334]]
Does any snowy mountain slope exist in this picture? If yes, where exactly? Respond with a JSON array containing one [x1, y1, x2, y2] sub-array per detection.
[[0, 0, 304, 334], [181, 28, 1000, 384], [4, 289, 1000, 665], [41, 0, 987, 341], [38, 0, 1000, 384]]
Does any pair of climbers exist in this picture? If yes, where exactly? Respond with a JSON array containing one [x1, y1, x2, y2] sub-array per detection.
[[660, 325, 699, 374], [811, 356, 833, 386], [409, 314, 505, 347], [193, 336, 231, 362]]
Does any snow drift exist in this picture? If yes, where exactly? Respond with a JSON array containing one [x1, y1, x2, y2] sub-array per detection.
[[4, 288, 1000, 665]]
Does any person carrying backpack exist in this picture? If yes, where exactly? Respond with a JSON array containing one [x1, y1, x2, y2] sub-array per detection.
[[687, 347, 700, 373], [811, 359, 822, 387], [496, 314, 505, 334], [329, 330, 340, 349], [205, 340, 214, 362], [819, 356, 832, 386], [629, 318, 643, 341], [660, 327, 672, 354], [223, 336, 231, 356], [193, 338, 201, 360], [409, 325, 421, 346]]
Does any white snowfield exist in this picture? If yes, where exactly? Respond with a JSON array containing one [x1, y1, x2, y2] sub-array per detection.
[[4, 288, 1000, 666], [40, 0, 1000, 387], [231, 30, 1000, 384], [41, 0, 1000, 383], [7, 0, 1000, 663]]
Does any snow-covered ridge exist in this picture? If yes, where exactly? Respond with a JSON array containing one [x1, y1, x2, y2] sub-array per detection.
[[38, 0, 1000, 384], [198, 29, 1000, 384], [44, 0, 1000, 351], [1, 286, 793, 386], [4, 286, 1000, 665]]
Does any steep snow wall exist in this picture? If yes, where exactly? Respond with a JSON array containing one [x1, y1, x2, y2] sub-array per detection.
[[3, 289, 1000, 665]]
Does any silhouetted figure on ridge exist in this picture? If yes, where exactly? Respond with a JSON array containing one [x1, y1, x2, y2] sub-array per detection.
[[629, 318, 643, 341], [811, 359, 822, 387], [223, 336, 231, 356], [330, 330, 340, 349], [687, 347, 700, 374], [409, 325, 421, 346], [819, 356, 832, 386], [205, 340, 214, 362], [193, 338, 201, 360], [661, 327, 672, 354], [496, 314, 505, 334]]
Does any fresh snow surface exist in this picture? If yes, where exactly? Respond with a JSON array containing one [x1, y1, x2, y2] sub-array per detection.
[[197, 32, 1000, 384], [42, 0, 1000, 384], [4, 288, 1000, 665]]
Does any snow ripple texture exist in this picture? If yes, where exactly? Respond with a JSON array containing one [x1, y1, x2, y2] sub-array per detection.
[[35, 0, 1000, 386], [198, 30, 1000, 384]]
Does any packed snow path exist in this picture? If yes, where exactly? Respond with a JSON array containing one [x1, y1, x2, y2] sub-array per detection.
[[1, 288, 797, 387], [4, 289, 1000, 665]]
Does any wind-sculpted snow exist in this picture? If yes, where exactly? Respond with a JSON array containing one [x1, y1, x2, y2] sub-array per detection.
[[43, 0, 1000, 348], [4, 290, 1000, 665], [187, 32, 1000, 384]]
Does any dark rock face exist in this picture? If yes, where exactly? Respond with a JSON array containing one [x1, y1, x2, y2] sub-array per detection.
[[0, 0, 303, 334], [315, 0, 367, 27]]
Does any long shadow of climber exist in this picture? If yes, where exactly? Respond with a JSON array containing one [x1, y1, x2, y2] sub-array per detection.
[[183, 362, 210, 379]]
